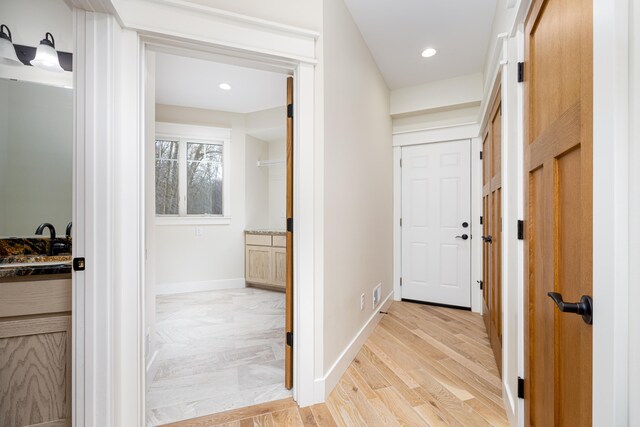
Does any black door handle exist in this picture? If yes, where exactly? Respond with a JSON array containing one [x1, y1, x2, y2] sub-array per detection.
[[481, 235, 493, 243], [455, 234, 469, 240], [547, 292, 593, 325]]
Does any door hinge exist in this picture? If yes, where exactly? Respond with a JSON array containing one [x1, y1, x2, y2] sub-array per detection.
[[400, 277, 403, 287], [400, 158, 402, 167], [73, 257, 85, 271], [286, 332, 293, 347], [518, 377, 525, 399], [480, 215, 483, 225], [517, 62, 525, 83], [517, 220, 524, 240], [287, 217, 293, 232], [287, 103, 293, 118], [400, 218, 403, 227], [480, 151, 483, 160], [477, 280, 483, 290]]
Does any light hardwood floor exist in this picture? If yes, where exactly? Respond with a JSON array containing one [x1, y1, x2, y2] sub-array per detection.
[[162, 300, 508, 426]]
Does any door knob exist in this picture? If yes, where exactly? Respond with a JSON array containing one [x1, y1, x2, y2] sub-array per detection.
[[481, 235, 493, 243], [455, 234, 469, 240], [462, 222, 469, 228], [547, 292, 593, 325]]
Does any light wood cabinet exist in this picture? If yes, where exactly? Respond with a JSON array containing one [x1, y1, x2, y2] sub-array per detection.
[[0, 276, 72, 427], [245, 232, 286, 291]]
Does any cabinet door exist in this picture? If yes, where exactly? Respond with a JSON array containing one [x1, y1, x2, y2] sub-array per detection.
[[271, 247, 287, 289], [246, 245, 272, 285], [0, 315, 71, 427]]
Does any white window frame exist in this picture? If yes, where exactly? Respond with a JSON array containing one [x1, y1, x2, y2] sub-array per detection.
[[155, 122, 231, 225]]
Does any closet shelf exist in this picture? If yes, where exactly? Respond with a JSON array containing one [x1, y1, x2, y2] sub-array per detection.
[[256, 159, 285, 167]]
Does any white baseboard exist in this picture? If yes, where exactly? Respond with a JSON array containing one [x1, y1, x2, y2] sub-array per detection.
[[319, 292, 394, 399], [156, 278, 246, 295]]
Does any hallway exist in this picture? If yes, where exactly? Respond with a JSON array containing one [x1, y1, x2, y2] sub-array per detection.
[[163, 301, 508, 426]]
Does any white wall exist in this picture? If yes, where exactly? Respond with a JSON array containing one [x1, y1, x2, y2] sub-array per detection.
[[392, 105, 480, 134], [390, 73, 483, 117], [322, 0, 393, 382], [0, 0, 73, 87], [0, 79, 73, 237], [154, 104, 247, 287], [267, 139, 286, 230], [245, 135, 269, 229]]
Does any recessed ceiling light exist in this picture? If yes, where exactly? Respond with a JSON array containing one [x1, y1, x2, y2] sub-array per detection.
[[421, 48, 437, 58], [219, 83, 232, 90]]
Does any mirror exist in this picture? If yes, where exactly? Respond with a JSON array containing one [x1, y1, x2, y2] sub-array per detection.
[[0, 78, 72, 237]]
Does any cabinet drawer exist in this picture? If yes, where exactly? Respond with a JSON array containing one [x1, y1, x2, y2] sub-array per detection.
[[245, 234, 272, 246], [0, 279, 71, 318], [272, 235, 286, 248]]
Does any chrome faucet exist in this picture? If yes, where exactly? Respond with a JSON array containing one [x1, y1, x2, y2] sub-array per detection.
[[35, 223, 56, 256], [66, 222, 72, 238]]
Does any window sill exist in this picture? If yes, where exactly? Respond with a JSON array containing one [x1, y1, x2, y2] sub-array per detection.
[[155, 216, 232, 226]]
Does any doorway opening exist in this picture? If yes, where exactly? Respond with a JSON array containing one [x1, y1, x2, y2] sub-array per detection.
[[143, 49, 294, 426]]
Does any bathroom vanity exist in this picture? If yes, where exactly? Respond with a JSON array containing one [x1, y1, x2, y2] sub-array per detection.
[[0, 242, 72, 427], [245, 230, 287, 291]]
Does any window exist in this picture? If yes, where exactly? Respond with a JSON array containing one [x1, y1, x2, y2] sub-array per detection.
[[155, 123, 231, 224]]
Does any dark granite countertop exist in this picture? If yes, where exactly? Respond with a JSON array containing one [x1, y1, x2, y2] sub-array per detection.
[[245, 229, 286, 236], [0, 237, 73, 279], [0, 262, 72, 279]]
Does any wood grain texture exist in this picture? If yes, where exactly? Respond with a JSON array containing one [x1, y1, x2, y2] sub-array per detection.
[[481, 86, 503, 375], [285, 76, 294, 390], [164, 301, 507, 427], [0, 315, 71, 427], [272, 248, 287, 289], [524, 0, 593, 424], [246, 246, 272, 285], [0, 279, 71, 318]]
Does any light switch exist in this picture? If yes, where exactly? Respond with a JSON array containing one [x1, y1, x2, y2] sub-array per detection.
[[195, 227, 203, 236]]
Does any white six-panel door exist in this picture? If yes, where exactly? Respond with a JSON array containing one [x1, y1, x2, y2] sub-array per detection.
[[401, 140, 471, 308]]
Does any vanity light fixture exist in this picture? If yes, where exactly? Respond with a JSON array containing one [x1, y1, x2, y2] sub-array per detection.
[[219, 83, 232, 91], [31, 32, 64, 72], [421, 48, 437, 58], [0, 25, 21, 66]]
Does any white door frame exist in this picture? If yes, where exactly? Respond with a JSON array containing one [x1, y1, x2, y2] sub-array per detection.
[[72, 3, 322, 424], [392, 127, 482, 313], [593, 0, 635, 424]]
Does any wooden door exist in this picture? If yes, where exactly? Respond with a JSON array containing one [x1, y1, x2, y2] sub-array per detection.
[[482, 88, 503, 374], [401, 140, 472, 308], [524, 0, 593, 424], [285, 76, 294, 390]]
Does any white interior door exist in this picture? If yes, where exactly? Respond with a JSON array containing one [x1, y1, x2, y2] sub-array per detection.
[[401, 140, 471, 308]]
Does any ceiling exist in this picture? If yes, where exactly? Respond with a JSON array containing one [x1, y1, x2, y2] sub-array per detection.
[[343, 0, 497, 90], [155, 52, 287, 114]]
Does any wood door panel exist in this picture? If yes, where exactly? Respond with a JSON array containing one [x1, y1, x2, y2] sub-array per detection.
[[0, 316, 71, 427], [525, 0, 592, 423], [272, 247, 287, 288], [528, 165, 554, 427], [246, 246, 272, 284], [529, 0, 582, 141], [482, 87, 502, 376], [285, 76, 293, 390]]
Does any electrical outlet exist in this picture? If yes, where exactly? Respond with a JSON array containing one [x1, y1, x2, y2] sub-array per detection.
[[372, 283, 382, 309], [195, 226, 203, 236], [360, 293, 365, 310]]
